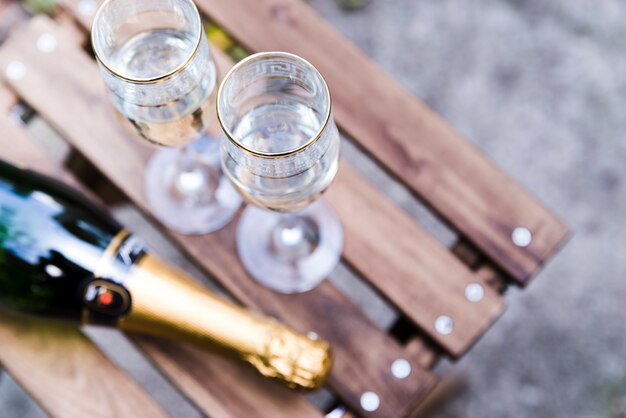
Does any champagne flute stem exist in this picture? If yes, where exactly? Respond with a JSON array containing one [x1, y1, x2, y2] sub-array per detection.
[[174, 144, 205, 198], [271, 213, 320, 258], [177, 142, 200, 172], [172, 138, 219, 204]]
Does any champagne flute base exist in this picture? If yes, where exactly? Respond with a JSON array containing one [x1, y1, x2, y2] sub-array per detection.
[[237, 200, 343, 293], [144, 137, 242, 235]]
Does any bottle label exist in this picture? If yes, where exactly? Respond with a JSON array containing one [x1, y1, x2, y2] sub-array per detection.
[[82, 231, 147, 325]]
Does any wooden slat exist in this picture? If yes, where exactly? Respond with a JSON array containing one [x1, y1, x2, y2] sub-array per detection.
[[0, 80, 16, 112], [57, 0, 95, 32], [134, 337, 323, 418], [62, 0, 502, 359], [188, 0, 570, 286], [0, 16, 438, 418], [0, 314, 169, 418], [0, 100, 168, 418]]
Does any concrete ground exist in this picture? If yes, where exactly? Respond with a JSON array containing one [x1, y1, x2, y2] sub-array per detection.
[[1, 0, 625, 417]]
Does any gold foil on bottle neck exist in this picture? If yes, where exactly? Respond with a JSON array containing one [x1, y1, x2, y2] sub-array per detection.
[[118, 253, 332, 390], [244, 321, 333, 390]]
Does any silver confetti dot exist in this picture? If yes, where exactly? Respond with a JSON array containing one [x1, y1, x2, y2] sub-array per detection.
[[465, 283, 484, 302], [78, 0, 97, 16], [360, 392, 380, 412], [391, 358, 412, 379], [512, 227, 532, 247], [37, 33, 58, 53], [6, 61, 26, 81], [435, 315, 454, 335]]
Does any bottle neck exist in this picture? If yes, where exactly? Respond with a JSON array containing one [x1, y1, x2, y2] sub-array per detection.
[[89, 230, 333, 390], [84, 230, 265, 353]]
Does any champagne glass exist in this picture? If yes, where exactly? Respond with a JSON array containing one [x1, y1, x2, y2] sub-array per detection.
[[91, 0, 241, 234], [217, 52, 343, 293]]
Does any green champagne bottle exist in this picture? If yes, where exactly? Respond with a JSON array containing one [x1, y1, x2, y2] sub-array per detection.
[[0, 159, 331, 390]]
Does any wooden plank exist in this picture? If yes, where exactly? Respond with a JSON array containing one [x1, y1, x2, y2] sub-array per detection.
[[0, 16, 438, 418], [0, 80, 17, 112], [188, 0, 570, 286], [134, 336, 323, 418], [57, 0, 97, 32], [54, 8, 88, 46], [0, 313, 169, 418], [0, 100, 168, 418], [60, 0, 503, 359]]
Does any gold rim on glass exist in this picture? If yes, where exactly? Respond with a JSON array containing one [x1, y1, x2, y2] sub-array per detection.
[[216, 51, 332, 159], [91, 0, 203, 84]]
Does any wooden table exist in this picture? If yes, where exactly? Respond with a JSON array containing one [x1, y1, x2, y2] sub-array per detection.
[[0, 1, 570, 417]]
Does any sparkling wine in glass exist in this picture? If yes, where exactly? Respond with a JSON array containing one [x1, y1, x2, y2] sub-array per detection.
[[218, 52, 344, 293], [92, 0, 241, 234]]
